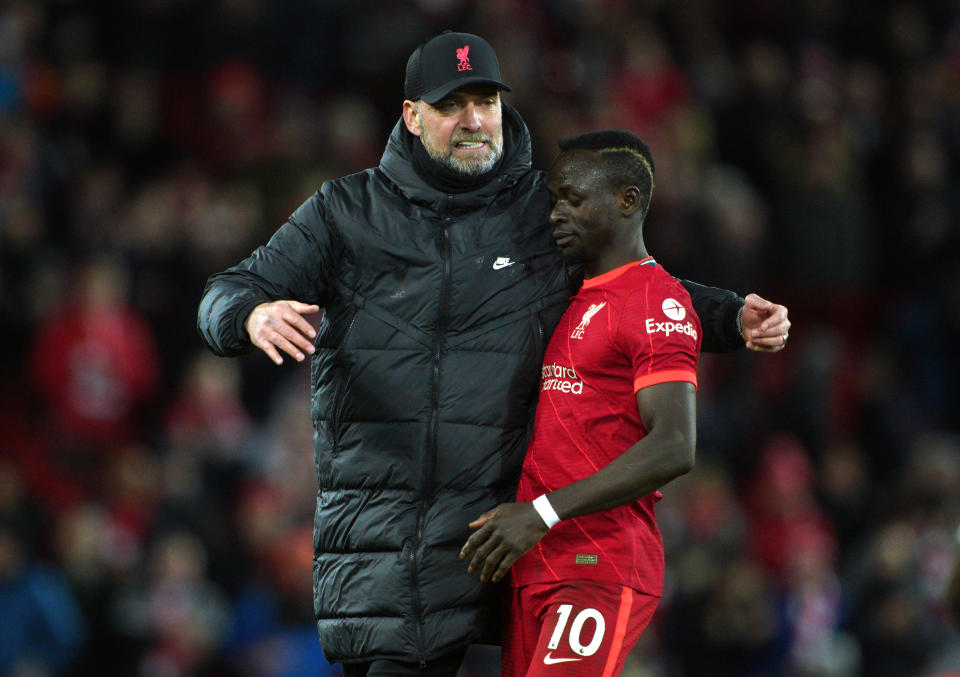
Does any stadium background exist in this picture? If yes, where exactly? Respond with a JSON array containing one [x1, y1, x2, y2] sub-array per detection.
[[2, 0, 959, 675]]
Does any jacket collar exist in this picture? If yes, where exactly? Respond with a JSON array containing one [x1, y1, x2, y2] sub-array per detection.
[[379, 103, 533, 211]]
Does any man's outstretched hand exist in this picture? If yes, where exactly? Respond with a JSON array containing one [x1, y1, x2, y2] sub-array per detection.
[[740, 293, 791, 353], [245, 300, 320, 365]]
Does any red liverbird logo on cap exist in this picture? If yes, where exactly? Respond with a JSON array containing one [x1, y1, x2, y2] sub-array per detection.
[[456, 45, 472, 71]]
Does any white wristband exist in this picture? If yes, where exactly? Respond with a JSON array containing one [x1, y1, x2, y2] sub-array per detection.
[[532, 494, 561, 529]]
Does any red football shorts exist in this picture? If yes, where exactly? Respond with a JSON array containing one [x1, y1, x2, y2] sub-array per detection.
[[502, 579, 660, 677]]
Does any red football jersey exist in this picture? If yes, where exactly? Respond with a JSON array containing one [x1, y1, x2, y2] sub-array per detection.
[[512, 258, 701, 597]]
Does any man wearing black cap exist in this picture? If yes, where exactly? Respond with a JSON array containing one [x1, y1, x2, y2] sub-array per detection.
[[198, 31, 790, 676], [401, 31, 512, 179]]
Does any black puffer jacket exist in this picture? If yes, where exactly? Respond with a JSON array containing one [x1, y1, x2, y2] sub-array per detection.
[[197, 105, 743, 664]]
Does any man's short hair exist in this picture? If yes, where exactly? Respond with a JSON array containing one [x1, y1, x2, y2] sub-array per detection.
[[558, 130, 655, 199]]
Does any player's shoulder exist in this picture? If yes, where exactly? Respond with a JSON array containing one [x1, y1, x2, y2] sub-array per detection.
[[647, 263, 693, 301], [607, 259, 658, 285], [619, 262, 697, 323], [614, 260, 688, 295], [648, 265, 700, 333]]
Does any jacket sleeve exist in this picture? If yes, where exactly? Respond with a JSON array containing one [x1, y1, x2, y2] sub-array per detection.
[[197, 191, 339, 356], [677, 279, 744, 353]]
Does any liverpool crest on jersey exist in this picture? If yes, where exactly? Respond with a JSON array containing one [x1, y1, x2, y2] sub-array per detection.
[[571, 302, 606, 339]]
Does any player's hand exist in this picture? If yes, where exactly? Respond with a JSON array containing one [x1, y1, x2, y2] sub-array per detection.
[[459, 502, 548, 583], [245, 300, 320, 365], [740, 293, 791, 353]]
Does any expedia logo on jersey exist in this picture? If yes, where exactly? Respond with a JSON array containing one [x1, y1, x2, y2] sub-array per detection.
[[540, 363, 583, 395], [646, 298, 698, 340]]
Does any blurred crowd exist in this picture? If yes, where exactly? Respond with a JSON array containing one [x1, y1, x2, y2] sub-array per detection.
[[2, 0, 959, 675]]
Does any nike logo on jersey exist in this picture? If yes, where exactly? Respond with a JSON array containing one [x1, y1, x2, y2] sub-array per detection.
[[492, 256, 516, 270], [543, 652, 583, 665]]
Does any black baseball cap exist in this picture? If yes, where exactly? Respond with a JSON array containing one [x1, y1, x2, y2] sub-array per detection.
[[404, 31, 511, 105]]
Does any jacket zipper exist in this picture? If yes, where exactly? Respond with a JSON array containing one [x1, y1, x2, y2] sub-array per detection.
[[408, 547, 424, 668], [527, 313, 546, 439], [343, 311, 358, 345], [411, 220, 452, 667], [430, 223, 451, 501]]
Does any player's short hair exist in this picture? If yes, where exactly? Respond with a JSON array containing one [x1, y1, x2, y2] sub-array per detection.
[[558, 130, 655, 210]]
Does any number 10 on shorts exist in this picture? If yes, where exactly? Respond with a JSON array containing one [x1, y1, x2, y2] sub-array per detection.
[[548, 604, 606, 656]]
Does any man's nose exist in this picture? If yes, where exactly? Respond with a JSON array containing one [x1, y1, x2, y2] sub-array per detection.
[[549, 205, 564, 225], [459, 104, 481, 130]]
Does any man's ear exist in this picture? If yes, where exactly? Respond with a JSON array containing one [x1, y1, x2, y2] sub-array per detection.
[[403, 100, 422, 136], [621, 186, 642, 216]]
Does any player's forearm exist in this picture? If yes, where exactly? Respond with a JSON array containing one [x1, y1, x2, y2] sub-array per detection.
[[546, 432, 695, 521]]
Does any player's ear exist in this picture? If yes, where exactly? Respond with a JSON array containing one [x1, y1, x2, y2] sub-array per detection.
[[403, 100, 422, 136], [621, 186, 642, 216]]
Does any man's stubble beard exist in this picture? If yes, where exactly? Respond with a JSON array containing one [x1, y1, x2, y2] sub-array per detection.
[[416, 105, 504, 176]]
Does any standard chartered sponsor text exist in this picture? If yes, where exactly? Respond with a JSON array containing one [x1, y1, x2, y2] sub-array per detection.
[[540, 363, 584, 395]]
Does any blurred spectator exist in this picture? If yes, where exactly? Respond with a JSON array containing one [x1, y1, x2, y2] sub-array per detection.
[[27, 257, 160, 455], [165, 352, 253, 463], [604, 19, 691, 136], [53, 501, 142, 673], [111, 530, 232, 676], [0, 523, 86, 676], [781, 523, 858, 676], [674, 554, 786, 675], [745, 435, 834, 577]]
